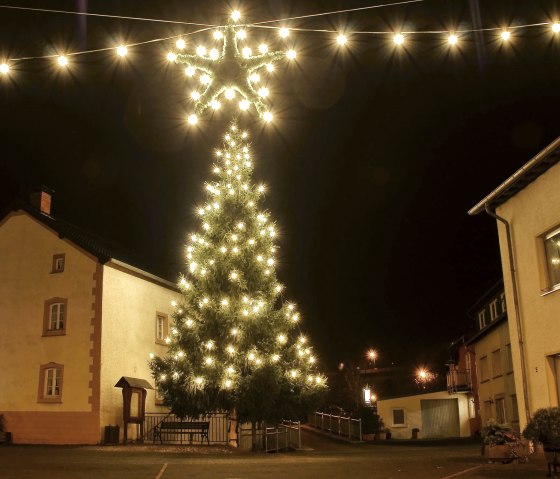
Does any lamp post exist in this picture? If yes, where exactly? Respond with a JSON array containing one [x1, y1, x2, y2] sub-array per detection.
[[367, 349, 378, 368]]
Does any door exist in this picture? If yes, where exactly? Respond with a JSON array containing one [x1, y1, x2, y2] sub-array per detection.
[[420, 399, 460, 438]]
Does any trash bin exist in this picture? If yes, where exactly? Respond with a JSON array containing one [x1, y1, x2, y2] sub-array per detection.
[[104, 425, 120, 445]]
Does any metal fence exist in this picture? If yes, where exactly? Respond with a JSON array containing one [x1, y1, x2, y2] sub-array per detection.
[[309, 412, 362, 440], [144, 412, 229, 445], [238, 421, 302, 452]]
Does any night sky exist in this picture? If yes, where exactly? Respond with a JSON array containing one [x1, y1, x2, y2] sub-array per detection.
[[1, 0, 560, 374]]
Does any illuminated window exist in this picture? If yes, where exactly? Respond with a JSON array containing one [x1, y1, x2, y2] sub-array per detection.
[[37, 363, 64, 403], [43, 298, 67, 336], [544, 228, 560, 290], [155, 312, 168, 345], [51, 253, 65, 273], [392, 408, 406, 426]]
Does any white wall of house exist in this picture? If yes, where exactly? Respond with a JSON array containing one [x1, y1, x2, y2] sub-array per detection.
[[100, 262, 180, 441], [496, 160, 560, 431], [377, 390, 470, 439]]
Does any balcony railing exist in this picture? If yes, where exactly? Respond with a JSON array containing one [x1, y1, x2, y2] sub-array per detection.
[[446, 369, 472, 394]]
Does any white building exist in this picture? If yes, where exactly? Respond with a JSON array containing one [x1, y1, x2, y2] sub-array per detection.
[[469, 136, 560, 431], [0, 189, 179, 444]]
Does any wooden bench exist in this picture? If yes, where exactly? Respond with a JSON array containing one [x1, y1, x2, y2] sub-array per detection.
[[153, 421, 210, 445]]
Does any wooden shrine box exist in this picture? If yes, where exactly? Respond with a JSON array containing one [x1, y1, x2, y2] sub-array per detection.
[[114, 376, 154, 443]]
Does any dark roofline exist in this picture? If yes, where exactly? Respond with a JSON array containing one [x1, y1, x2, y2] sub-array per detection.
[[465, 312, 507, 346], [468, 135, 560, 215], [2, 200, 178, 287], [466, 278, 504, 319]]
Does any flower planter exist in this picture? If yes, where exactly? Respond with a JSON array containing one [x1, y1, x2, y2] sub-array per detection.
[[482, 443, 526, 463]]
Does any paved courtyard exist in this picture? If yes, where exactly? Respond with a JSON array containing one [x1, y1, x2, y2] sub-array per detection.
[[0, 431, 552, 479]]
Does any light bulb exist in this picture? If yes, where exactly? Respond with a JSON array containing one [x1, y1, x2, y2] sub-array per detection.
[[393, 33, 405, 45], [263, 111, 273, 122], [249, 73, 260, 83], [266, 63, 275, 72], [214, 30, 224, 40], [242, 47, 252, 58], [205, 357, 214, 365], [149, 353, 155, 359], [553, 23, 560, 33], [227, 346, 235, 354], [117, 45, 128, 57], [191, 91, 201, 100], [225, 89, 236, 100], [258, 44, 268, 54], [209, 48, 219, 60], [236, 29, 247, 40], [185, 319, 194, 327], [225, 380, 232, 388], [286, 49, 296, 60], [199, 74, 211, 85], [279, 28, 289, 38], [258, 87, 269, 98], [231, 328, 238, 336], [185, 66, 196, 76], [176, 39, 186, 50], [337, 34, 347, 45], [0, 63, 9, 74], [290, 370, 298, 378], [448, 34, 458, 45], [58, 55, 69, 67], [277, 334, 286, 343], [231, 10, 241, 22], [196, 45, 207, 56], [187, 114, 198, 125], [211, 99, 221, 110], [206, 340, 214, 350], [272, 354, 280, 362], [195, 377, 204, 385], [221, 299, 229, 306], [239, 99, 250, 110], [501, 30, 511, 41], [166, 52, 177, 62], [248, 353, 255, 361]]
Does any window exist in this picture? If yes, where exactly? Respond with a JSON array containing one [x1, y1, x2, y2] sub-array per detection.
[[478, 310, 487, 330], [495, 397, 506, 424], [511, 394, 519, 423], [489, 300, 498, 320], [505, 344, 513, 373], [155, 312, 169, 345], [544, 228, 560, 290], [37, 363, 64, 403], [500, 292, 507, 313], [42, 298, 67, 336], [392, 408, 406, 426], [51, 253, 65, 273], [480, 356, 489, 382], [492, 349, 502, 378], [468, 398, 476, 419]]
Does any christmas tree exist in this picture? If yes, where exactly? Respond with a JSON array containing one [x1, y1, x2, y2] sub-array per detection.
[[150, 123, 326, 447]]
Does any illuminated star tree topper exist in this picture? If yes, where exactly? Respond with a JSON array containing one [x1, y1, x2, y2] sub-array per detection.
[[168, 10, 296, 124]]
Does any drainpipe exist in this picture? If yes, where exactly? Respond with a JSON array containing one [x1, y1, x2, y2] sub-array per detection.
[[484, 203, 531, 424]]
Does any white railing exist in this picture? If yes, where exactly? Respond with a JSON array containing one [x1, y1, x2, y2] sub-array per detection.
[[309, 412, 362, 440], [238, 421, 302, 452]]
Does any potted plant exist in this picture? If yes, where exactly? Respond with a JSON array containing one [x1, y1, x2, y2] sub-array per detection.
[[523, 407, 560, 476], [482, 419, 522, 462], [359, 407, 376, 441], [374, 416, 386, 440]]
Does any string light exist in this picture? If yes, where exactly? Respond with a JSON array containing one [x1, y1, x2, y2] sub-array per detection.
[[393, 33, 405, 45], [167, 52, 177, 62], [553, 23, 560, 33], [279, 27, 290, 38], [231, 10, 241, 22], [176, 38, 186, 50], [0, 63, 9, 74], [116, 45, 128, 56], [501, 30, 511, 41], [448, 34, 458, 45], [57, 55, 69, 67], [286, 49, 297, 60], [337, 34, 347, 45]]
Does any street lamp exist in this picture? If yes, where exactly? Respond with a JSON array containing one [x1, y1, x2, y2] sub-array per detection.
[[367, 349, 378, 368], [415, 367, 437, 389]]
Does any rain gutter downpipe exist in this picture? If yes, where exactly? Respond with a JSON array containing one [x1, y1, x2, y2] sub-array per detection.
[[484, 203, 531, 424]]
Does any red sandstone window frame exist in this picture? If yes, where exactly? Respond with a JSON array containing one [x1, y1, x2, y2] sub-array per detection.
[[51, 253, 65, 273], [37, 362, 64, 403], [43, 298, 68, 337]]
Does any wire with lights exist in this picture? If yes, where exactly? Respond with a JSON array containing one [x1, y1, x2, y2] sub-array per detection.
[[2, 3, 560, 123]]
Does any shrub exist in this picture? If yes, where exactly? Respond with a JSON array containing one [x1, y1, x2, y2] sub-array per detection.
[[523, 407, 560, 448], [482, 419, 518, 445]]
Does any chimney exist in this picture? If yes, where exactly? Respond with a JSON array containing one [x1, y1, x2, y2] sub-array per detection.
[[30, 186, 54, 216]]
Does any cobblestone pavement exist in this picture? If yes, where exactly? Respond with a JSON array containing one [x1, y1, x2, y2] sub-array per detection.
[[0, 431, 552, 479]]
